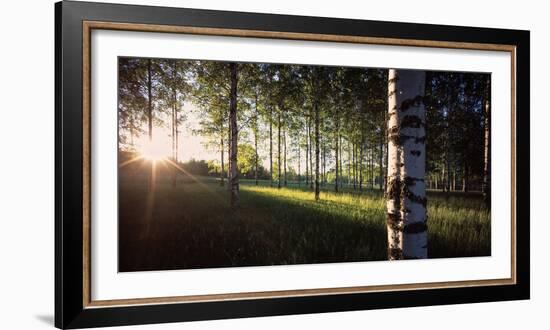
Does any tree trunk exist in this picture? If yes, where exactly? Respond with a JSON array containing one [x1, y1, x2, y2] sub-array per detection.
[[277, 109, 282, 189], [322, 140, 326, 186], [269, 106, 273, 187], [298, 136, 301, 186], [379, 132, 384, 191], [229, 63, 239, 208], [383, 123, 388, 193], [147, 59, 154, 192], [372, 147, 376, 189], [446, 157, 451, 193], [348, 140, 352, 188], [359, 141, 364, 191], [386, 68, 427, 260], [314, 100, 320, 201], [254, 129, 259, 186], [284, 127, 287, 187], [171, 61, 177, 188], [129, 117, 135, 149], [482, 77, 491, 209], [220, 134, 225, 186], [334, 115, 340, 192], [305, 122, 309, 186], [309, 113, 314, 190], [254, 92, 259, 186], [339, 134, 343, 190], [175, 113, 178, 163], [227, 109, 232, 192], [352, 142, 357, 190]]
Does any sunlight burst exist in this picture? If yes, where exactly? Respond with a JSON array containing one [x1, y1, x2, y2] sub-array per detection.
[[140, 140, 168, 162]]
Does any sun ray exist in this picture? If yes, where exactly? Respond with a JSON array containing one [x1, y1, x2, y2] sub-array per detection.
[[118, 155, 145, 168], [164, 159, 226, 202]]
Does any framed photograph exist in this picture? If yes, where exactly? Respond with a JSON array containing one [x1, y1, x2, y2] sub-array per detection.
[[55, 1, 530, 328]]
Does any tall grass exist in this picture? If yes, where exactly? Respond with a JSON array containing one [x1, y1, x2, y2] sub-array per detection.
[[118, 172, 490, 272]]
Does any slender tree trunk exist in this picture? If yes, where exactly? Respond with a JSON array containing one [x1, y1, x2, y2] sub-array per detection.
[[372, 147, 376, 188], [227, 109, 232, 192], [482, 77, 491, 209], [347, 140, 351, 188], [335, 114, 340, 192], [175, 113, 178, 163], [129, 117, 135, 149], [359, 141, 364, 191], [352, 142, 357, 190], [305, 122, 309, 186], [386, 69, 427, 260], [322, 140, 326, 186], [446, 157, 451, 193], [277, 109, 282, 189], [309, 113, 314, 190], [147, 59, 154, 192], [229, 63, 239, 208], [314, 100, 320, 201], [171, 61, 177, 188], [339, 134, 343, 190], [441, 165, 446, 192], [284, 127, 287, 187], [269, 106, 273, 187], [220, 134, 225, 186], [379, 131, 384, 191], [384, 122, 388, 193], [298, 137, 301, 186], [254, 130, 259, 185], [335, 134, 340, 192], [254, 94, 259, 186]]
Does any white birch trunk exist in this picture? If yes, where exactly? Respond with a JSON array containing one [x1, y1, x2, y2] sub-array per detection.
[[386, 69, 403, 260], [386, 69, 427, 260]]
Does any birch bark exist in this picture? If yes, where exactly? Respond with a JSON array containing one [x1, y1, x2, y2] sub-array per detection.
[[386, 69, 427, 260]]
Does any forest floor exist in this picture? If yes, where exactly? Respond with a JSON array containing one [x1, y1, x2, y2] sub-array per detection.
[[118, 171, 491, 272]]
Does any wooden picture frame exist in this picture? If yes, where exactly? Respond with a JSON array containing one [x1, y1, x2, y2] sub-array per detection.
[[55, 1, 530, 328]]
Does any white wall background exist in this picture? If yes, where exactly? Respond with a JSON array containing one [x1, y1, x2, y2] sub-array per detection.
[[0, 0, 545, 329]]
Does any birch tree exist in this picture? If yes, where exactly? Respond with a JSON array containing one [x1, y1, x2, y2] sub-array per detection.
[[386, 69, 427, 260]]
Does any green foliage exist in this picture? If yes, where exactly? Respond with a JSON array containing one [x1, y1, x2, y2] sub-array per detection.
[[237, 143, 257, 176]]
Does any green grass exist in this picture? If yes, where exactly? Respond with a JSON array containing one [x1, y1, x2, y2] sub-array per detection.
[[118, 172, 490, 272]]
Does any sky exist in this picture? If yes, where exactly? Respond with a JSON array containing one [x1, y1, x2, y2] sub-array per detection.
[[132, 102, 219, 163]]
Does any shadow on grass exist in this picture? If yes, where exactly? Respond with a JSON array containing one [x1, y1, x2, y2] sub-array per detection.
[[118, 173, 490, 272], [119, 177, 387, 272]]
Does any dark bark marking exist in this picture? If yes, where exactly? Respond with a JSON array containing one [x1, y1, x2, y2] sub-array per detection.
[[388, 248, 403, 260], [400, 115, 425, 129], [387, 213, 403, 231], [404, 221, 428, 234], [399, 95, 424, 112]]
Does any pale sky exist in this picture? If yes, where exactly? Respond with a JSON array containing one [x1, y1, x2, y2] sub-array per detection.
[[132, 102, 218, 162]]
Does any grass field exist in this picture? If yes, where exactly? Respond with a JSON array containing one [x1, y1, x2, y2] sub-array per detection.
[[119, 171, 490, 272]]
